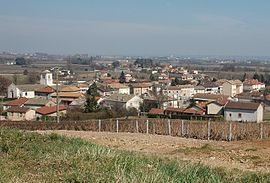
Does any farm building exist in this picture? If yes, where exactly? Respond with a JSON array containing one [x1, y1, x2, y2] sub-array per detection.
[[224, 101, 263, 122]]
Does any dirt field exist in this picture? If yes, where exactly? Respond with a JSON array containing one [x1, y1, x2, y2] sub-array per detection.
[[38, 130, 270, 173]]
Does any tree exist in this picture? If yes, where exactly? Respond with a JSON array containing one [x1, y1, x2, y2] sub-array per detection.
[[84, 97, 99, 113], [13, 74, 18, 85], [149, 73, 158, 81], [119, 71, 126, 83], [23, 69, 29, 75], [212, 77, 217, 82], [112, 61, 120, 69], [242, 73, 247, 82], [171, 78, 190, 86], [15, 57, 29, 65], [28, 72, 40, 84], [171, 78, 179, 86], [85, 82, 100, 113], [253, 73, 260, 81], [0, 76, 11, 96], [140, 100, 158, 112], [260, 74, 265, 83], [134, 58, 153, 68], [86, 82, 99, 97]]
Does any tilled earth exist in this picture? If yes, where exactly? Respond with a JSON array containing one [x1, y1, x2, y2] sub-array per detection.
[[38, 130, 270, 173]]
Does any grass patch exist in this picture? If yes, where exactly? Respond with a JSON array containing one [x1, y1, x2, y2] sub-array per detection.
[[0, 128, 270, 182]]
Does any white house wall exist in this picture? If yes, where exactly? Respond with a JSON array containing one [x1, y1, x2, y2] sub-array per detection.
[[207, 103, 223, 115], [224, 109, 260, 122]]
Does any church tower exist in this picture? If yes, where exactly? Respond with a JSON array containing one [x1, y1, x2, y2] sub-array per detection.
[[40, 70, 53, 86]]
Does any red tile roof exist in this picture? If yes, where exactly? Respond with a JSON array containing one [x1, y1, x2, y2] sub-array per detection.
[[194, 93, 229, 105], [225, 101, 261, 111], [149, 108, 164, 115], [243, 79, 263, 85], [184, 108, 204, 115], [35, 86, 54, 93], [166, 85, 194, 90], [5, 97, 28, 106], [165, 107, 204, 115], [6, 106, 31, 113], [36, 105, 67, 115], [165, 107, 186, 113]]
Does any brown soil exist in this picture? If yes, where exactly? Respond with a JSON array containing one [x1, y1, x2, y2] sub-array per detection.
[[38, 130, 270, 173]]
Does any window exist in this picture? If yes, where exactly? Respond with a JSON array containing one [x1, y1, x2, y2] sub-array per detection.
[[25, 92, 28, 96], [229, 113, 232, 117], [238, 113, 242, 118]]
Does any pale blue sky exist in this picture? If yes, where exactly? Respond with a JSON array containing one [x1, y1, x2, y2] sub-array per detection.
[[0, 0, 270, 56]]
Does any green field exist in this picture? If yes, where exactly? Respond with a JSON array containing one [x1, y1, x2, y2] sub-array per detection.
[[0, 128, 269, 183]]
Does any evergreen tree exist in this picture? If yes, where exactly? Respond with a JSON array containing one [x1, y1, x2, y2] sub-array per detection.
[[253, 73, 260, 81], [85, 82, 100, 113], [242, 73, 247, 82], [212, 77, 217, 82], [119, 71, 126, 83], [84, 97, 99, 113], [260, 74, 265, 83], [149, 73, 158, 81], [86, 82, 99, 97]]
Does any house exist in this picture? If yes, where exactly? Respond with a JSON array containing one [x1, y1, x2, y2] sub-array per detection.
[[36, 105, 67, 119], [97, 84, 115, 96], [158, 73, 169, 80], [34, 86, 55, 98], [142, 94, 178, 109], [6, 107, 35, 121], [207, 98, 228, 115], [49, 85, 84, 106], [194, 85, 206, 94], [215, 79, 228, 94], [69, 97, 103, 110], [148, 108, 165, 115], [24, 98, 56, 110], [224, 101, 263, 122], [108, 83, 130, 95], [164, 107, 204, 116], [163, 85, 195, 100], [222, 80, 243, 97], [181, 74, 193, 81], [129, 83, 152, 96], [193, 93, 230, 104], [77, 83, 90, 93], [125, 73, 133, 82], [103, 93, 143, 110], [235, 92, 264, 103], [3, 97, 28, 110], [243, 79, 265, 91], [7, 83, 45, 98], [50, 92, 83, 106], [201, 82, 219, 94]]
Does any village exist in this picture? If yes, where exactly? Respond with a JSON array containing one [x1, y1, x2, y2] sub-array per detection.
[[0, 58, 268, 123]]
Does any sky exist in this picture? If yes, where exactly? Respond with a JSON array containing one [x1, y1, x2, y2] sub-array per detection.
[[0, 0, 270, 56]]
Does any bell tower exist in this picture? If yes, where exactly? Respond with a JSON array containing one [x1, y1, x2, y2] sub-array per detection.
[[40, 70, 53, 86]]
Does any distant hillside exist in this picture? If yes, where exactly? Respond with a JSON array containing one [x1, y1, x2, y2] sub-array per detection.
[[0, 127, 269, 182]]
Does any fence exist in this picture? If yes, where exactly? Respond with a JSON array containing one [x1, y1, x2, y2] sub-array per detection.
[[1, 119, 270, 141]]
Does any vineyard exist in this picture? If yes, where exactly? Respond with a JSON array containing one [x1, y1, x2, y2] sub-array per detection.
[[1, 119, 270, 141]]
